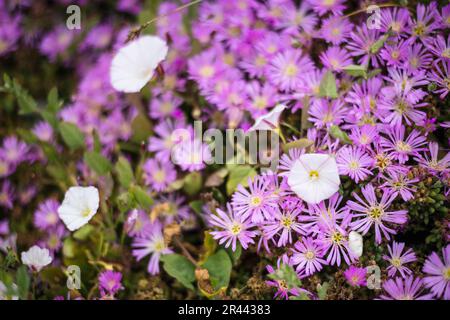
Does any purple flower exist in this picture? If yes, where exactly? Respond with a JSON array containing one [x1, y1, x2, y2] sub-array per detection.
[[404, 43, 432, 74], [263, 206, 305, 247], [32, 122, 54, 142], [308, 98, 347, 129], [378, 276, 433, 300], [39, 26, 77, 62], [383, 241, 417, 278], [344, 265, 366, 287], [381, 171, 418, 202], [380, 7, 410, 37], [1, 136, 29, 165], [428, 60, 450, 99], [171, 138, 211, 172], [124, 209, 154, 238], [148, 119, 188, 161], [408, 3, 440, 42], [320, 15, 352, 45], [378, 90, 427, 126], [267, 49, 314, 92], [422, 244, 450, 300], [0, 11, 21, 57], [348, 125, 378, 147], [380, 125, 426, 164], [317, 218, 355, 266], [346, 25, 381, 67], [232, 176, 279, 223], [347, 184, 408, 244], [142, 158, 177, 192], [98, 270, 124, 297], [336, 146, 373, 183], [380, 40, 408, 67], [132, 222, 173, 275], [320, 46, 352, 72], [34, 199, 60, 231], [209, 204, 257, 251], [306, 0, 345, 16], [291, 237, 326, 277], [415, 142, 450, 174], [149, 92, 183, 119]]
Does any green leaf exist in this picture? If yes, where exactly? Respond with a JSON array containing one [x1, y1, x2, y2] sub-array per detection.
[[59, 122, 85, 150], [329, 125, 352, 144], [282, 138, 314, 153], [199, 231, 217, 264], [183, 171, 203, 196], [342, 64, 367, 78], [202, 249, 232, 291], [225, 243, 242, 265], [115, 156, 135, 188], [226, 165, 257, 195], [161, 254, 196, 290], [16, 266, 30, 300], [13, 79, 38, 115], [317, 282, 329, 300], [370, 33, 389, 54], [84, 151, 112, 176], [130, 185, 154, 209], [131, 113, 152, 143], [318, 71, 338, 99], [73, 225, 95, 241], [47, 87, 63, 113], [189, 200, 203, 215]]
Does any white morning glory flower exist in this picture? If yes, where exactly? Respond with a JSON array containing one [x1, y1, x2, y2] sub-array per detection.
[[58, 186, 100, 231], [21, 245, 52, 272], [110, 35, 168, 93], [348, 231, 363, 258], [248, 104, 286, 132], [287, 153, 340, 204]]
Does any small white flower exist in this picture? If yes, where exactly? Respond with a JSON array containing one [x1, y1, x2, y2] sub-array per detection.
[[348, 231, 363, 258], [248, 104, 286, 131], [110, 35, 168, 93], [287, 153, 340, 204], [58, 186, 100, 231], [21, 245, 52, 272]]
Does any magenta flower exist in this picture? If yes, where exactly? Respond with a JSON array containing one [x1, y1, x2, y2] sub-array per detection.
[[124, 209, 154, 238], [320, 15, 352, 45], [32, 122, 54, 142], [308, 98, 347, 129], [378, 276, 433, 300], [415, 142, 450, 174], [320, 46, 352, 72], [379, 40, 408, 67], [380, 7, 410, 37], [132, 223, 173, 275], [383, 242, 417, 278], [209, 204, 257, 251], [428, 60, 450, 99], [381, 171, 418, 202], [0, 181, 14, 209], [347, 184, 408, 244], [148, 119, 188, 161], [378, 90, 427, 127], [98, 270, 124, 297], [336, 146, 373, 183], [346, 25, 381, 67], [307, 0, 346, 17], [34, 199, 60, 231], [317, 218, 355, 266], [142, 158, 177, 192], [348, 125, 378, 147], [232, 176, 279, 223], [422, 244, 450, 300], [344, 265, 367, 287], [148, 91, 183, 120], [408, 3, 440, 42], [1, 136, 29, 165], [291, 237, 327, 277], [263, 206, 305, 247], [404, 43, 432, 74], [380, 125, 426, 164], [267, 49, 314, 92]]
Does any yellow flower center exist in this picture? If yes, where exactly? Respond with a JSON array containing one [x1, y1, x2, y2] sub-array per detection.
[[81, 207, 91, 217], [254, 96, 268, 109], [391, 22, 401, 33], [281, 217, 293, 229], [391, 257, 402, 268], [443, 267, 450, 280], [0, 162, 7, 175], [413, 23, 426, 36], [199, 65, 214, 78], [396, 141, 412, 152], [305, 250, 315, 260], [250, 196, 262, 206], [368, 206, 384, 220], [331, 231, 343, 244], [283, 63, 298, 77], [153, 170, 166, 183], [391, 50, 400, 59], [349, 161, 360, 170], [255, 55, 266, 67], [230, 223, 242, 235], [309, 170, 320, 180], [154, 240, 165, 252]]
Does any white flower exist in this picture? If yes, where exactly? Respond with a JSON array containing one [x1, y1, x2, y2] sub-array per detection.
[[58, 186, 100, 231], [287, 153, 340, 204], [0, 281, 18, 300], [21, 246, 52, 272], [110, 35, 168, 93], [248, 104, 286, 131], [348, 231, 363, 258]]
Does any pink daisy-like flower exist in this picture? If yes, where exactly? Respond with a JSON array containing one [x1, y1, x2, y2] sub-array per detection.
[[404, 43, 432, 74], [379, 39, 409, 67], [34, 199, 60, 231], [422, 244, 450, 300], [98, 270, 124, 297], [428, 60, 450, 99], [380, 7, 411, 37], [380, 125, 427, 164], [347, 184, 408, 244], [263, 205, 305, 247], [320, 15, 352, 45], [267, 49, 314, 92], [381, 171, 418, 202], [306, 0, 346, 16], [291, 237, 327, 277], [344, 265, 367, 287], [142, 158, 177, 192], [232, 176, 279, 223], [383, 241, 417, 278], [320, 46, 352, 72], [348, 125, 379, 147], [414, 142, 450, 174], [308, 98, 348, 129], [317, 218, 355, 266], [378, 276, 433, 300], [209, 204, 257, 251], [336, 146, 373, 183]]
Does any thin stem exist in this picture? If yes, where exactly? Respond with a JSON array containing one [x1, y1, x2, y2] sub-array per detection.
[[127, 0, 204, 42], [174, 236, 198, 266]]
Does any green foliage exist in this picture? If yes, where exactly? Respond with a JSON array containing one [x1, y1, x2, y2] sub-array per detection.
[[84, 151, 112, 176], [59, 122, 85, 150], [226, 165, 257, 195], [161, 254, 196, 290], [318, 71, 338, 99], [329, 125, 352, 144], [342, 64, 367, 78], [115, 156, 135, 188], [202, 250, 232, 291], [183, 171, 203, 196], [15, 266, 30, 300], [129, 185, 154, 209]]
